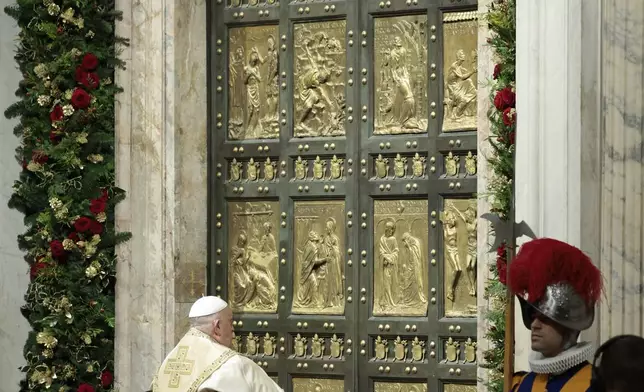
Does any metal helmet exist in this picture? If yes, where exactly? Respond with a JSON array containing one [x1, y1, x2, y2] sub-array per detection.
[[517, 282, 595, 331], [509, 238, 602, 332]]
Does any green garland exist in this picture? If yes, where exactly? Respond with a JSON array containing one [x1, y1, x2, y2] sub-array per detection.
[[3, 1, 129, 391], [481, 0, 516, 391]]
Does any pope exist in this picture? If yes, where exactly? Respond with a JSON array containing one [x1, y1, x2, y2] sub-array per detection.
[[509, 238, 603, 392], [151, 296, 284, 392]]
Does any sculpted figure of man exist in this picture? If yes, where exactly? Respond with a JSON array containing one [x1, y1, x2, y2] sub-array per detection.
[[151, 296, 283, 392]]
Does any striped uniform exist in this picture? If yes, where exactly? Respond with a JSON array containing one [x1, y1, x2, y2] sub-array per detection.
[[511, 362, 593, 392]]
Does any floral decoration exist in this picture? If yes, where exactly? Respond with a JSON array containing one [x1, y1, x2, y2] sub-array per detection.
[[3, 0, 129, 391]]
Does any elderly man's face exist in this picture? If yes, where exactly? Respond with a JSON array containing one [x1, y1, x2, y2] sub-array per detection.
[[212, 307, 234, 348]]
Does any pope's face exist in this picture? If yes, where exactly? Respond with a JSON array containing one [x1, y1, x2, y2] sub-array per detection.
[[213, 307, 234, 348]]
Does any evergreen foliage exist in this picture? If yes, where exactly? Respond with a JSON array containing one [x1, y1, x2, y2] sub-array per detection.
[[3, 0, 128, 391]]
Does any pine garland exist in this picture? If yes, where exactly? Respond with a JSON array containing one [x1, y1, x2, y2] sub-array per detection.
[[3, 1, 129, 391], [481, 0, 516, 391]]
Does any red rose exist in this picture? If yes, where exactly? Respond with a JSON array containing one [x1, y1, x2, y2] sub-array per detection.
[[71, 88, 91, 109], [100, 370, 113, 388], [89, 198, 106, 214], [496, 244, 506, 257], [77, 384, 95, 392], [81, 53, 99, 71], [30, 262, 48, 279], [74, 216, 93, 232], [75, 66, 87, 83], [68, 232, 80, 241], [493, 64, 502, 79], [496, 256, 507, 285], [50, 240, 66, 259], [81, 72, 100, 90], [493, 87, 516, 111], [89, 220, 103, 235], [32, 150, 48, 164], [502, 107, 516, 126], [50, 105, 64, 122], [509, 131, 516, 145]]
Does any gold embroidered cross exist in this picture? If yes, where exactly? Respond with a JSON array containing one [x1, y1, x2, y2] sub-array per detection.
[[164, 346, 195, 388]]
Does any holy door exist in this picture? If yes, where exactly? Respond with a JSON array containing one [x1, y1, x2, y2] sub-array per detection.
[[208, 0, 480, 391]]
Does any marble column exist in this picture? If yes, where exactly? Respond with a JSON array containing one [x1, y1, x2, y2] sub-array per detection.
[[114, 0, 208, 390], [515, 0, 598, 370], [598, 0, 644, 340], [516, 0, 644, 367]]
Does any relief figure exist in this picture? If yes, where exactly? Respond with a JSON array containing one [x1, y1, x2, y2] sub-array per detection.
[[442, 15, 478, 132], [373, 200, 429, 317], [229, 232, 277, 311], [294, 22, 346, 138], [374, 16, 428, 135], [227, 201, 279, 313], [442, 199, 477, 317], [377, 221, 399, 311], [293, 201, 345, 315], [444, 49, 477, 126], [228, 26, 279, 140]]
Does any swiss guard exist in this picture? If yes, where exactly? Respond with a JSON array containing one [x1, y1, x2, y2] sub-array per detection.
[[509, 238, 602, 392]]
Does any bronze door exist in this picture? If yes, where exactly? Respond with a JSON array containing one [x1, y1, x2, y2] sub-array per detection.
[[208, 1, 480, 391]]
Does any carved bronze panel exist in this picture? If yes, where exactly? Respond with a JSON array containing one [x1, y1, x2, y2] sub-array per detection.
[[228, 0, 278, 7], [292, 378, 344, 392], [292, 155, 346, 181], [227, 201, 280, 313], [293, 20, 346, 138], [441, 199, 477, 317], [292, 200, 346, 315], [374, 382, 428, 392], [444, 384, 476, 392], [373, 200, 429, 317], [374, 15, 428, 135], [228, 25, 280, 140], [442, 12, 478, 132]]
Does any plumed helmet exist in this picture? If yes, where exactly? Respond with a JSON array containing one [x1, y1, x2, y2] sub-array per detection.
[[509, 238, 603, 331]]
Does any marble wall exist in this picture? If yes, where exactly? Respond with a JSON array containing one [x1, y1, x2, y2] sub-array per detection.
[[516, 0, 644, 365], [114, 0, 208, 390], [598, 0, 644, 339], [0, 0, 30, 390]]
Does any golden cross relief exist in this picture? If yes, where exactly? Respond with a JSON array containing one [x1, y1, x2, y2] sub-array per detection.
[[163, 346, 195, 388]]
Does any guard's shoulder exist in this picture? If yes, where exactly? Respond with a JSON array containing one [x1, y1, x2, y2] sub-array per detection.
[[511, 371, 529, 392]]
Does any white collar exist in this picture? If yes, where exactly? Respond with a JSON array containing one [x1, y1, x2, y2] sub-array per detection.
[[528, 342, 594, 375]]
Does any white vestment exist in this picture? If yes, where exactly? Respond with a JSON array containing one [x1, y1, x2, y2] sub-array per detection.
[[199, 355, 283, 392], [151, 328, 283, 392]]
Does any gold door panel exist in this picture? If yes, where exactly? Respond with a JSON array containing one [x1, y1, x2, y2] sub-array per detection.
[[373, 15, 429, 135], [374, 382, 428, 392], [292, 200, 346, 315], [442, 12, 478, 133], [292, 378, 344, 392], [228, 25, 280, 140], [373, 199, 429, 317], [227, 201, 280, 313], [441, 199, 476, 318], [293, 20, 347, 138]]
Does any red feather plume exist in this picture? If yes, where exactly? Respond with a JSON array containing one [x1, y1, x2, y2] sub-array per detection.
[[509, 238, 603, 305]]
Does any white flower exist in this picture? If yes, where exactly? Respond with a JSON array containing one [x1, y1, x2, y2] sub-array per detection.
[[48, 197, 62, 209], [37, 95, 51, 106], [87, 154, 104, 164], [76, 132, 88, 144], [62, 239, 75, 251], [64, 90, 73, 100], [75, 18, 84, 29], [54, 207, 68, 220], [34, 63, 48, 78], [47, 3, 60, 16], [61, 8, 74, 23], [103, 77, 112, 85], [86, 30, 95, 39], [70, 48, 82, 57], [26, 162, 42, 172], [62, 105, 74, 116], [96, 212, 106, 223], [85, 266, 98, 278]]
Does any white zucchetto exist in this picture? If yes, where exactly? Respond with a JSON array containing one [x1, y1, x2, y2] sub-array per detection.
[[188, 296, 228, 318]]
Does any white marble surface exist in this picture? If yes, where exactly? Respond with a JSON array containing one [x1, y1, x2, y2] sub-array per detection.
[[598, 0, 644, 339], [0, 1, 30, 390], [475, 0, 494, 389]]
